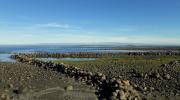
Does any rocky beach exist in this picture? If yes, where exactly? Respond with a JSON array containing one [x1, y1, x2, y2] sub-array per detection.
[[0, 52, 178, 100], [0, 46, 180, 100], [0, 62, 97, 100]]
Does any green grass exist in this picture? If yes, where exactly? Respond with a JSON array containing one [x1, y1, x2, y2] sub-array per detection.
[[53, 54, 180, 77]]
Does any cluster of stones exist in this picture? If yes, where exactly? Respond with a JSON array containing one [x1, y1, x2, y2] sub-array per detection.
[[11, 54, 141, 100], [148, 60, 180, 80], [22, 52, 104, 58], [109, 79, 140, 100], [128, 52, 180, 56], [132, 60, 180, 80]]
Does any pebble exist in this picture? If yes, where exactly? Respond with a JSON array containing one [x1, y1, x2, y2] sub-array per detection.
[[97, 72, 103, 77], [149, 87, 155, 91], [112, 92, 118, 97], [1, 94, 10, 100], [101, 75, 106, 81], [64, 85, 73, 91], [122, 80, 130, 86], [118, 90, 126, 100], [109, 96, 117, 100], [164, 74, 171, 80]]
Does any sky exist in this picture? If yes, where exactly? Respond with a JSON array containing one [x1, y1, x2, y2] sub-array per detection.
[[0, 0, 180, 45]]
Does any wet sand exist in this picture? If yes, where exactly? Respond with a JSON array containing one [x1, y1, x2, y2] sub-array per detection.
[[0, 62, 97, 100]]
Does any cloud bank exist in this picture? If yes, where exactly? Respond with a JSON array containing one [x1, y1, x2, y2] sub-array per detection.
[[0, 33, 180, 46]]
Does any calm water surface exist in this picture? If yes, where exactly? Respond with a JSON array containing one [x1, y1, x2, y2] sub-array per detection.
[[0, 54, 16, 62], [0, 45, 174, 62], [0, 45, 155, 53]]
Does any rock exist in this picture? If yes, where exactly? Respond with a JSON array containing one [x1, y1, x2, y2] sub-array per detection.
[[115, 89, 120, 93], [64, 85, 73, 91], [134, 97, 139, 100], [122, 80, 130, 86], [144, 87, 147, 91], [116, 79, 122, 85], [101, 75, 106, 81], [144, 74, 148, 79], [149, 71, 161, 79], [109, 96, 117, 100], [97, 72, 103, 77], [164, 74, 171, 80], [7, 84, 13, 89], [118, 90, 126, 100], [87, 72, 93, 76], [139, 73, 144, 77], [155, 73, 161, 79], [110, 78, 116, 83], [101, 98, 107, 100], [1, 94, 10, 100], [149, 87, 155, 91], [132, 84, 138, 89], [86, 80, 93, 85], [92, 97, 99, 100], [112, 92, 118, 97], [162, 64, 168, 67]]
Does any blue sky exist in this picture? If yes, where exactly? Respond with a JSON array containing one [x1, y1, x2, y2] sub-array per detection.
[[0, 0, 180, 45]]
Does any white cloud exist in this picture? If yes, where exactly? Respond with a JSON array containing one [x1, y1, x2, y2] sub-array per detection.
[[35, 23, 71, 29]]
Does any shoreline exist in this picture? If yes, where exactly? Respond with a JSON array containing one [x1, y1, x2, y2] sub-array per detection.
[[1, 51, 180, 100], [10, 54, 180, 100]]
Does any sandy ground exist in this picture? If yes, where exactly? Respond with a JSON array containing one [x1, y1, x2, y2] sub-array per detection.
[[0, 62, 97, 100]]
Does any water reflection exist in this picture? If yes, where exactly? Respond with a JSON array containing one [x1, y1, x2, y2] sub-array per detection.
[[0, 54, 16, 62]]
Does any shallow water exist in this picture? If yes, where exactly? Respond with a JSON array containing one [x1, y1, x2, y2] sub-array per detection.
[[0, 45, 176, 62], [37, 58, 96, 62], [0, 54, 16, 62], [0, 45, 141, 62]]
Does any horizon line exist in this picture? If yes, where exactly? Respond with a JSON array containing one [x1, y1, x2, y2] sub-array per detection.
[[0, 42, 180, 47]]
